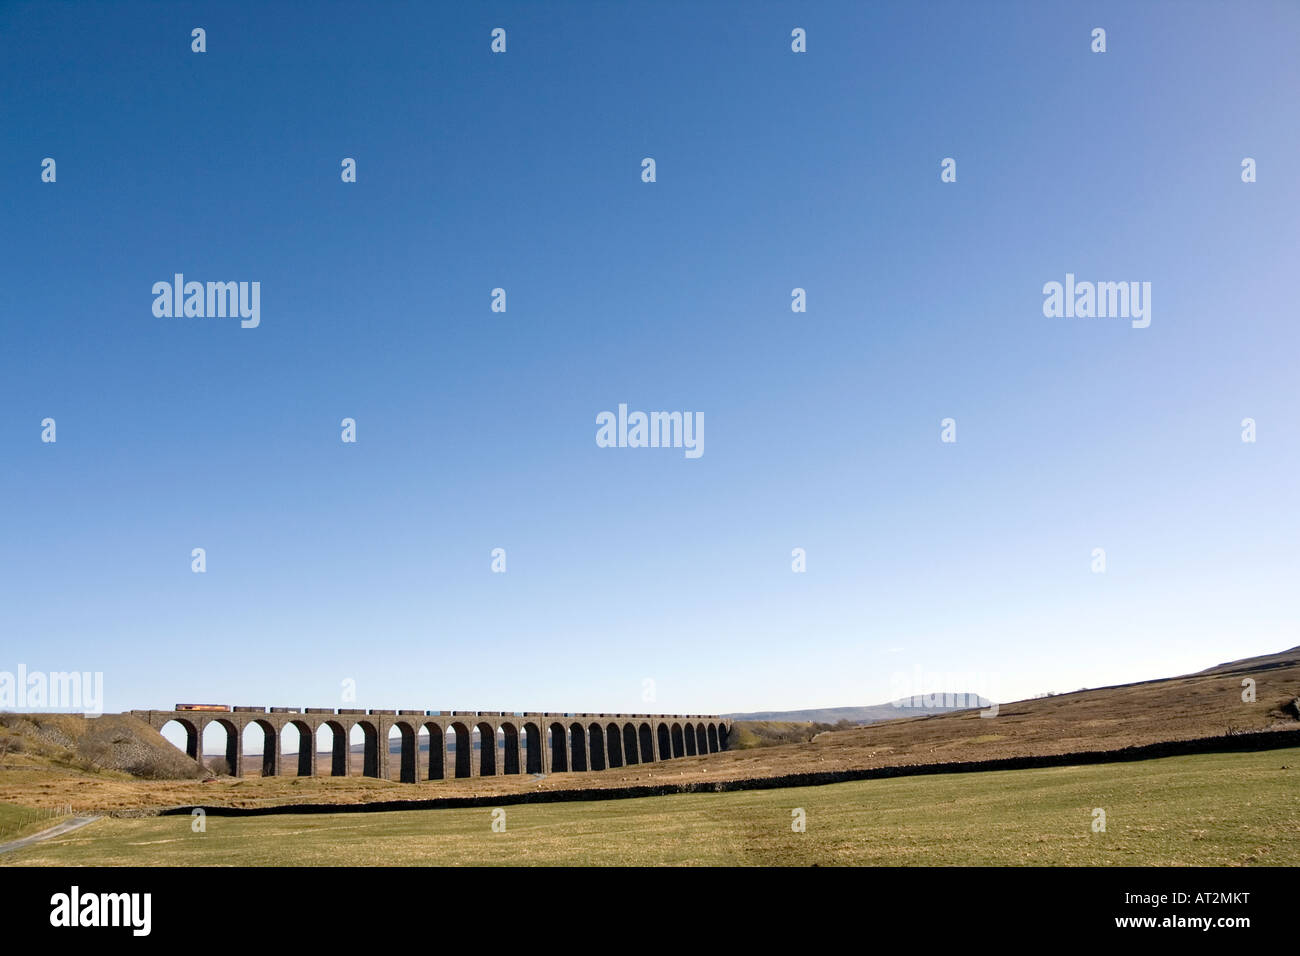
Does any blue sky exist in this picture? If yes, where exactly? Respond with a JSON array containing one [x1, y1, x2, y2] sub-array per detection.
[[2, 0, 1298, 716]]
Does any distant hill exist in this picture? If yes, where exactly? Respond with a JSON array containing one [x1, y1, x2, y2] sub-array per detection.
[[727, 695, 992, 725]]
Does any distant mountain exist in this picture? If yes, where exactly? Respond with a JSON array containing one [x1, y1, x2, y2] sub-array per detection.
[[726, 695, 992, 725]]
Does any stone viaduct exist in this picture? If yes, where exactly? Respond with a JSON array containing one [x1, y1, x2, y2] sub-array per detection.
[[132, 707, 732, 782]]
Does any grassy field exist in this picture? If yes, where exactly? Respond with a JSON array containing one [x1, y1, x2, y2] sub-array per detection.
[[7, 747, 1297, 866], [0, 803, 76, 844]]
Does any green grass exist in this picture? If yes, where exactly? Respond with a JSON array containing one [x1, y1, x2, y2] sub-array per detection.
[[7, 748, 1299, 866], [0, 803, 72, 843]]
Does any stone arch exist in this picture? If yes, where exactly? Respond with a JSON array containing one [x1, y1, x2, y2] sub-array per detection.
[[161, 717, 201, 762], [606, 722, 624, 768], [287, 719, 315, 776], [475, 721, 497, 776], [201, 718, 239, 775], [523, 722, 543, 774], [318, 720, 348, 776], [391, 722, 417, 783], [243, 719, 279, 776], [657, 723, 671, 760], [683, 721, 697, 756], [549, 722, 568, 772], [422, 721, 445, 780], [569, 722, 587, 772], [696, 724, 708, 756], [670, 723, 685, 758], [588, 723, 606, 771], [500, 722, 521, 775], [351, 720, 379, 778], [450, 722, 472, 778], [626, 723, 642, 765], [707, 723, 720, 754]]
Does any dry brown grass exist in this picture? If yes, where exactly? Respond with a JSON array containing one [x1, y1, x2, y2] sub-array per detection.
[[0, 646, 1296, 814]]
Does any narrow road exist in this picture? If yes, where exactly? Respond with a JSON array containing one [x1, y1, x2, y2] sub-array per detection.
[[0, 816, 100, 855]]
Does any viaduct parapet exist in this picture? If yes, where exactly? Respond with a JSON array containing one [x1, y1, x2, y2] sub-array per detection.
[[131, 708, 732, 782]]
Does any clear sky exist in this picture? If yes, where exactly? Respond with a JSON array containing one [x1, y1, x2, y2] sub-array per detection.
[[2, 0, 1298, 717]]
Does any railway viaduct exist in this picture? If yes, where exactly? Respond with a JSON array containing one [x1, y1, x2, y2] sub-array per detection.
[[131, 707, 732, 782]]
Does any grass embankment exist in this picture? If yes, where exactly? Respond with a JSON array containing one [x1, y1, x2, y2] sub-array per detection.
[[8, 747, 1296, 866], [0, 713, 203, 780]]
